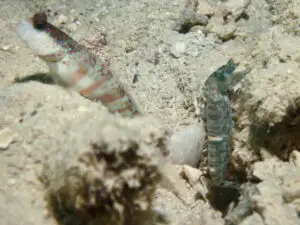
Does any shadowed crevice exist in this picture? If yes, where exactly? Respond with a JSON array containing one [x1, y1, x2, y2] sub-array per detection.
[[14, 73, 55, 85]]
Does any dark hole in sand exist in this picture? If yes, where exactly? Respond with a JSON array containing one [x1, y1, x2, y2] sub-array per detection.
[[249, 105, 300, 160]]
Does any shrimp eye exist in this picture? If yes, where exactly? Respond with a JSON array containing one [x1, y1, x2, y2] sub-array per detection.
[[32, 12, 47, 30]]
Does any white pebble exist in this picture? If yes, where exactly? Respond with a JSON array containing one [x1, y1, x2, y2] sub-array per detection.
[[170, 41, 186, 58], [1, 45, 12, 51], [7, 178, 16, 186], [57, 14, 68, 24], [77, 106, 88, 112], [289, 150, 300, 167], [66, 23, 78, 33], [167, 122, 206, 167], [0, 128, 14, 150]]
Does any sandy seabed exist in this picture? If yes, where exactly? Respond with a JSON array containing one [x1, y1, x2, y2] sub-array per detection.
[[1, 0, 300, 224]]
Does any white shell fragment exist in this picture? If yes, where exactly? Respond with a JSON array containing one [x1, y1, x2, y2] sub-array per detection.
[[289, 150, 300, 167], [180, 165, 208, 198], [167, 122, 206, 167], [0, 128, 14, 150]]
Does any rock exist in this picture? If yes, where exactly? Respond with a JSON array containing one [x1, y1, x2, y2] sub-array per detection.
[[225, 183, 259, 225], [252, 194, 298, 225], [220, 22, 237, 41], [167, 122, 206, 167], [235, 61, 300, 160], [173, 0, 209, 33], [160, 163, 199, 205], [196, 0, 215, 16], [57, 14, 68, 24], [252, 181, 299, 225], [170, 41, 186, 58], [290, 198, 300, 214], [1, 45, 12, 51], [66, 23, 78, 33], [252, 157, 291, 181], [0, 128, 14, 150], [239, 213, 264, 225], [289, 150, 300, 167], [189, 25, 203, 32], [180, 165, 208, 199], [281, 168, 300, 203], [223, 0, 251, 20], [207, 18, 237, 41]]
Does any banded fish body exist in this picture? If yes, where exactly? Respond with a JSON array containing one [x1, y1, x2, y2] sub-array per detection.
[[16, 12, 139, 117]]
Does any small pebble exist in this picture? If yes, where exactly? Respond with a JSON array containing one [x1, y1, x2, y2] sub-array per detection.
[[66, 23, 78, 33], [74, 20, 81, 25], [289, 150, 300, 167], [1, 45, 12, 51], [189, 25, 203, 33], [167, 122, 206, 167], [196, 1, 214, 15], [43, 209, 51, 218], [220, 22, 237, 41], [7, 178, 16, 186], [56, 4, 67, 10], [133, 73, 140, 83], [170, 41, 186, 58], [78, 106, 88, 112], [0, 128, 14, 150], [57, 14, 68, 24], [282, 169, 300, 202]]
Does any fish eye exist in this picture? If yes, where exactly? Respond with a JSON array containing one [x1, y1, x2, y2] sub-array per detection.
[[32, 12, 47, 30]]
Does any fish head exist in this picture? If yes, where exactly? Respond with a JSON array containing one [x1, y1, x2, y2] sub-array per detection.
[[16, 12, 80, 62]]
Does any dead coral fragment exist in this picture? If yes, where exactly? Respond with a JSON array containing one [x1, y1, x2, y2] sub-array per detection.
[[236, 62, 300, 160], [173, 0, 209, 33], [42, 117, 163, 225]]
